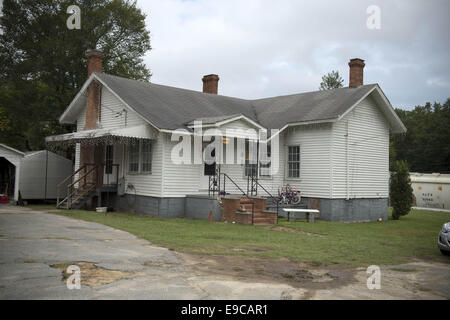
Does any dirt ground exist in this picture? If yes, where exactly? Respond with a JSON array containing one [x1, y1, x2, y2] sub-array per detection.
[[181, 253, 450, 300], [1, 205, 449, 299]]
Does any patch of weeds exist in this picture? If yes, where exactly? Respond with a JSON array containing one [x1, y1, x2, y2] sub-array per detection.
[[416, 284, 432, 292], [232, 266, 243, 272], [23, 259, 38, 264], [281, 273, 294, 279], [255, 268, 265, 274], [390, 267, 419, 273]]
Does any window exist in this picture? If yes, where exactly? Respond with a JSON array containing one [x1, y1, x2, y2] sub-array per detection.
[[141, 140, 152, 172], [287, 146, 300, 178], [128, 142, 140, 173], [244, 140, 258, 177], [105, 145, 114, 174], [128, 140, 153, 173], [259, 144, 271, 177]]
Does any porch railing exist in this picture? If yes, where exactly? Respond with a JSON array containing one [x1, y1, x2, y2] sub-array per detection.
[[56, 163, 120, 209]]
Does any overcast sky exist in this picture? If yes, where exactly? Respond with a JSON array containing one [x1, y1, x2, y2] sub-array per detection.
[[137, 0, 450, 110]]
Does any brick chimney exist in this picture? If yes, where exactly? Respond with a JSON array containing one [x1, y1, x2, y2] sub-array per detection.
[[348, 58, 365, 87], [87, 49, 104, 77], [202, 74, 219, 94], [84, 49, 104, 130]]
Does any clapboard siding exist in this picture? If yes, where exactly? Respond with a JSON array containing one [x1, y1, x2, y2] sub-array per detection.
[[161, 130, 286, 197], [74, 108, 85, 183], [123, 132, 163, 197], [161, 133, 202, 197], [100, 87, 146, 129], [283, 123, 332, 198], [219, 132, 286, 196], [331, 95, 389, 198]]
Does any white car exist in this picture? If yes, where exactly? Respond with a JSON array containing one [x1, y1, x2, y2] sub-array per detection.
[[438, 222, 450, 256]]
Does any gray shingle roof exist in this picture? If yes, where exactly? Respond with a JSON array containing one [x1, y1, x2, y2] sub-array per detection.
[[96, 72, 377, 130]]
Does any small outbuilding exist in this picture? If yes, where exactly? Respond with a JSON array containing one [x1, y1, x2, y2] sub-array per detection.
[[0, 144, 73, 203], [0, 144, 24, 202], [19, 150, 73, 201]]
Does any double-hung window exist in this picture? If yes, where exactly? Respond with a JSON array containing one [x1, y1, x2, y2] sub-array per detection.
[[141, 140, 152, 173], [129, 142, 140, 173], [128, 140, 152, 173], [287, 146, 300, 178]]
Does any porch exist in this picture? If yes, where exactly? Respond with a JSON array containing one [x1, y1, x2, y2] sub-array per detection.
[[45, 124, 156, 210]]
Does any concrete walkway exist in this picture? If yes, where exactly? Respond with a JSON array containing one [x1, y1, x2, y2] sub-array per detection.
[[0, 205, 300, 299]]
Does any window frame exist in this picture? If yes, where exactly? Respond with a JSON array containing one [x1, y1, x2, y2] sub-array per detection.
[[140, 140, 153, 173], [127, 140, 153, 174], [286, 145, 300, 179], [128, 141, 140, 173]]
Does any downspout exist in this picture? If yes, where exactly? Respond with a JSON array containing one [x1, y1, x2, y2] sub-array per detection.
[[345, 121, 349, 200], [44, 150, 48, 201]]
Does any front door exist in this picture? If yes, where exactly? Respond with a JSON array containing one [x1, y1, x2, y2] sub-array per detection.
[[103, 144, 117, 185], [199, 143, 216, 190]]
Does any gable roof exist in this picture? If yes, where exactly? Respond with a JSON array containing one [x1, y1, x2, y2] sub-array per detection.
[[0, 144, 25, 156], [59, 72, 406, 133]]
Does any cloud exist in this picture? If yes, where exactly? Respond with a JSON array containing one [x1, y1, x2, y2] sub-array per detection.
[[137, 0, 450, 109]]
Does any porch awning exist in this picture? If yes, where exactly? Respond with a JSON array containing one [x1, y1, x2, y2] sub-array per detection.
[[45, 125, 157, 143]]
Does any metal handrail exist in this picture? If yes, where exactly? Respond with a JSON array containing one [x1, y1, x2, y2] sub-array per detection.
[[219, 172, 256, 224], [221, 173, 246, 196], [255, 180, 279, 224]]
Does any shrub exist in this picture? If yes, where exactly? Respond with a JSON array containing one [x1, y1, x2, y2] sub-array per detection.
[[390, 160, 414, 220]]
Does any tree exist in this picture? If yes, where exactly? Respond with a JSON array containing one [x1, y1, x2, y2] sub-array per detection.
[[390, 99, 450, 173], [319, 70, 344, 90], [390, 160, 414, 220], [0, 0, 151, 151]]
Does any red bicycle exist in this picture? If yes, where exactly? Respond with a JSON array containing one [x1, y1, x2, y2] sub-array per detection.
[[274, 184, 301, 205]]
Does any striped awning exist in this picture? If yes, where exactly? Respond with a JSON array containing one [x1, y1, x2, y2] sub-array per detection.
[[45, 125, 156, 143]]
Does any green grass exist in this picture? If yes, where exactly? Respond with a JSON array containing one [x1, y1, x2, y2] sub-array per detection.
[[30, 205, 450, 267]]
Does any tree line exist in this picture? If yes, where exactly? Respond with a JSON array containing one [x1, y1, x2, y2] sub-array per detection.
[[390, 99, 450, 173], [0, 0, 151, 156]]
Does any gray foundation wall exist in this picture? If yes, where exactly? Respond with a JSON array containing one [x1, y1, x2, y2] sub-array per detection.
[[184, 195, 222, 221], [113, 194, 185, 218], [319, 198, 388, 222], [112, 194, 221, 221], [111, 194, 388, 222]]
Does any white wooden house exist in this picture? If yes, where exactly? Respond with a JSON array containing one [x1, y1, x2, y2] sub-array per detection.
[[46, 52, 406, 221]]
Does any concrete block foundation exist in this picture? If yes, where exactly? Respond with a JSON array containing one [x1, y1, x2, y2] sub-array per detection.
[[110, 193, 388, 222]]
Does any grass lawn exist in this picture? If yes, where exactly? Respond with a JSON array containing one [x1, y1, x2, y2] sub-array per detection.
[[29, 205, 450, 267]]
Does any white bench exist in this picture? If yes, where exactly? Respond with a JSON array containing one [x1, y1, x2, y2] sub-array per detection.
[[283, 208, 320, 223]]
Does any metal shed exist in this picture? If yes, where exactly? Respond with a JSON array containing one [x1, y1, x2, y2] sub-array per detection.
[[0, 144, 25, 202], [19, 150, 73, 200], [410, 173, 450, 210]]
